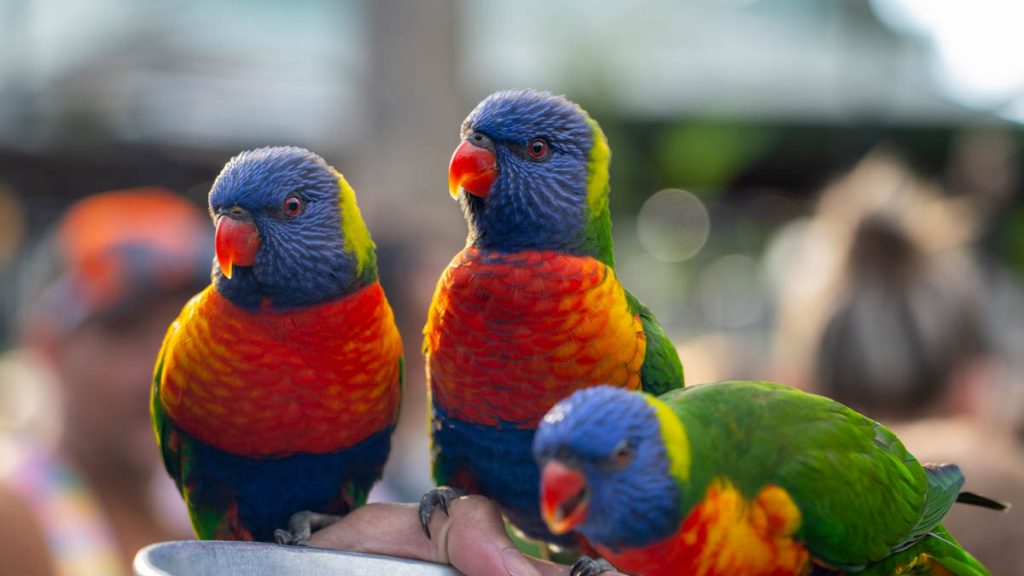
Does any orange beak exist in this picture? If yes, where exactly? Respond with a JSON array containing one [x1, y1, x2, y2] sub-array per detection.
[[214, 212, 260, 279], [448, 139, 497, 199], [540, 460, 590, 535]]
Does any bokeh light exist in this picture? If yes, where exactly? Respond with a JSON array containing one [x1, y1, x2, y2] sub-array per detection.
[[695, 254, 764, 329], [636, 188, 710, 263], [871, 0, 1024, 110]]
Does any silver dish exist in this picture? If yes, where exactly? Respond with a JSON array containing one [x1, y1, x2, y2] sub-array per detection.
[[134, 540, 464, 575]]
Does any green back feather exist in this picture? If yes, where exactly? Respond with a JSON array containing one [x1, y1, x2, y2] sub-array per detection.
[[659, 381, 975, 571]]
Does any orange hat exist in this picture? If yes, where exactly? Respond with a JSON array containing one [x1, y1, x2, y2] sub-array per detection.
[[25, 187, 212, 335]]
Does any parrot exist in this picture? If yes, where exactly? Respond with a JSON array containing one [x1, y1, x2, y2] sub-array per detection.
[[150, 146, 403, 543], [421, 89, 684, 546], [533, 382, 1005, 576]]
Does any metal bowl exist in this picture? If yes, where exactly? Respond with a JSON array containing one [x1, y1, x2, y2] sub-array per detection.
[[134, 540, 464, 576]]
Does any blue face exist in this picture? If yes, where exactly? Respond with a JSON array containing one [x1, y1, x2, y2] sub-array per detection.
[[209, 146, 362, 308], [460, 90, 596, 253], [533, 386, 681, 550]]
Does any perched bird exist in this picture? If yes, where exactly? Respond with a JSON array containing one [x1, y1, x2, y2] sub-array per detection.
[[423, 90, 684, 544], [151, 147, 403, 543], [534, 383, 1004, 576]]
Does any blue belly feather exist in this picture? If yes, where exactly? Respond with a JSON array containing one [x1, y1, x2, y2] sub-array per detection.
[[176, 423, 392, 542], [432, 403, 575, 546]]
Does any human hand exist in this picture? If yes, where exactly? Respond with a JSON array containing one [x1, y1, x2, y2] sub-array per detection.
[[306, 495, 624, 576]]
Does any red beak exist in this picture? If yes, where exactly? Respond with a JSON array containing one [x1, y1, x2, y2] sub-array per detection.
[[215, 213, 261, 279], [448, 139, 497, 199], [540, 460, 590, 535]]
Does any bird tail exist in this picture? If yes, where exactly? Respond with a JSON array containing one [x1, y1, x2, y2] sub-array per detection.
[[955, 491, 1009, 511]]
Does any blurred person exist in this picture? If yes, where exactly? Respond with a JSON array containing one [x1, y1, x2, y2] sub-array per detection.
[[0, 188, 211, 575], [766, 150, 980, 390], [768, 152, 1024, 574], [813, 211, 987, 420]]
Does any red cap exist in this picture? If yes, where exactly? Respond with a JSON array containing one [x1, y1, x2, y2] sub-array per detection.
[[24, 187, 212, 335]]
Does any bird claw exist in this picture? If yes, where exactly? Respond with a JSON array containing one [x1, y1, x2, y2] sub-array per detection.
[[273, 528, 305, 546], [273, 510, 343, 546], [418, 486, 464, 540], [570, 556, 616, 576]]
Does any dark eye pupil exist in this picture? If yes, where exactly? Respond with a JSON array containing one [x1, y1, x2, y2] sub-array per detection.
[[614, 443, 632, 463], [528, 139, 548, 158], [285, 197, 302, 215]]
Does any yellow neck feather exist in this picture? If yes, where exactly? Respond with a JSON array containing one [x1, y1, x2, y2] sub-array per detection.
[[584, 115, 611, 216], [644, 395, 690, 482], [333, 170, 374, 277]]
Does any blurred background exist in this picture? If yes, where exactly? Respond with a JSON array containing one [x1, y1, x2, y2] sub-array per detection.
[[1, 1, 1022, 574]]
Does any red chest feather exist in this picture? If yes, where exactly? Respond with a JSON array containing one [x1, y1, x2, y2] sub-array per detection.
[[424, 248, 645, 427], [159, 283, 402, 456], [596, 482, 809, 576]]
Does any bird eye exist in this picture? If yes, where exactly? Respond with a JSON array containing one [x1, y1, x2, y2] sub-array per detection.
[[283, 195, 304, 217], [528, 138, 549, 160], [611, 440, 634, 469]]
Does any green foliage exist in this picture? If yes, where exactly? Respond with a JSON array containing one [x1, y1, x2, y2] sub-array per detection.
[[656, 121, 778, 192]]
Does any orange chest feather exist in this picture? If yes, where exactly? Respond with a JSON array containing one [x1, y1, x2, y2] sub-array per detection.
[[158, 283, 402, 456], [424, 248, 646, 428], [596, 482, 810, 576]]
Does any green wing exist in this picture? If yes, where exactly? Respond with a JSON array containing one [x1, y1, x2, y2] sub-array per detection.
[[150, 321, 223, 539], [150, 322, 184, 494], [664, 381, 958, 571], [899, 464, 963, 548], [625, 290, 684, 396]]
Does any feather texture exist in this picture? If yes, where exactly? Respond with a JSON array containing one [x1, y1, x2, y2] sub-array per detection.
[[151, 147, 402, 541], [428, 91, 683, 545], [158, 283, 401, 455], [534, 383, 992, 575], [426, 248, 645, 427]]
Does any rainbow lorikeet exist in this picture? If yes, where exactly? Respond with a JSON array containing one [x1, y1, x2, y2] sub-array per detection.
[[422, 90, 684, 545], [151, 147, 403, 543], [534, 382, 1004, 576]]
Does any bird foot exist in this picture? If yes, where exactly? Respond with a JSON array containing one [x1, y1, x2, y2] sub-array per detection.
[[273, 510, 343, 546], [418, 486, 465, 540], [570, 556, 616, 576]]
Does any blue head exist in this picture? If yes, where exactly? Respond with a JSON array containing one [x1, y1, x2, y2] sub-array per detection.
[[448, 89, 614, 265], [533, 386, 686, 550], [209, 146, 377, 309]]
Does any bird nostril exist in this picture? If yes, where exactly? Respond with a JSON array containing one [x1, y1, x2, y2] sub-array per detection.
[[467, 132, 495, 152]]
